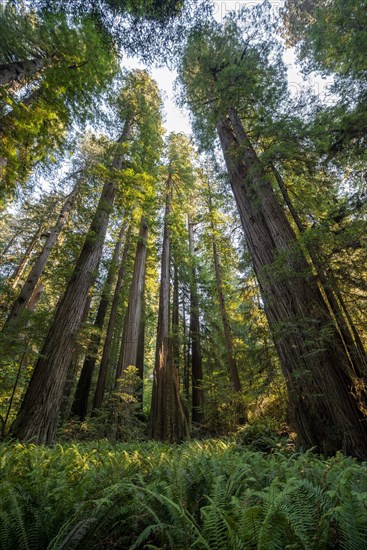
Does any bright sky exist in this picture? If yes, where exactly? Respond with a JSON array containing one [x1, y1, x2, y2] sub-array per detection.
[[122, 0, 331, 138]]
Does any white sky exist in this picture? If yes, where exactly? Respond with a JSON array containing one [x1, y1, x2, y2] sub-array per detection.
[[121, 0, 331, 138]]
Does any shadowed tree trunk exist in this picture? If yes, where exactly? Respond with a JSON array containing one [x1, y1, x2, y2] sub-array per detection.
[[271, 162, 367, 377], [0, 58, 50, 87], [172, 263, 180, 373], [71, 222, 127, 420], [9, 224, 44, 290], [136, 288, 146, 404], [59, 295, 92, 422], [149, 175, 189, 442], [188, 216, 204, 424], [116, 217, 148, 381], [206, 179, 242, 393], [1, 280, 45, 436], [182, 289, 190, 399], [92, 225, 132, 413], [10, 121, 131, 444], [2, 181, 80, 333], [217, 108, 367, 458]]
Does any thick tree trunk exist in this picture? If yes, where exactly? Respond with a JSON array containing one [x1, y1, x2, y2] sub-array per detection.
[[207, 181, 242, 393], [149, 176, 189, 442], [3, 182, 80, 333], [188, 217, 204, 424], [116, 217, 148, 381], [71, 222, 127, 420], [92, 226, 132, 412], [10, 122, 131, 444], [271, 163, 367, 377], [0, 58, 49, 87], [136, 285, 146, 383], [217, 109, 367, 458], [59, 295, 92, 423]]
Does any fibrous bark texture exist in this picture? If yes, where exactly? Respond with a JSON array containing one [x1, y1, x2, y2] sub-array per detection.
[[217, 109, 367, 458], [149, 176, 189, 442], [10, 122, 131, 444]]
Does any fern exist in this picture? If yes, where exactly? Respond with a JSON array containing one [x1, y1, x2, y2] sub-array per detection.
[[1, 440, 367, 549]]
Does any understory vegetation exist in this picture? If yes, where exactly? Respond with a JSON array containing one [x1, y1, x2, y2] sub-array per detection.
[[1, 436, 367, 550], [1, 0, 367, 547]]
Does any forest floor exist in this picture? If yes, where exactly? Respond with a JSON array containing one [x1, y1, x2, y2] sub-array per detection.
[[1, 431, 367, 549]]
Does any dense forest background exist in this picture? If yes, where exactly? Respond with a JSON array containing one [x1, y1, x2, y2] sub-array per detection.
[[0, 1, 367, 548]]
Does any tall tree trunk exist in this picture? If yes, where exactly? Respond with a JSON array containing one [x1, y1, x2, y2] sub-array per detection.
[[149, 176, 189, 442], [188, 216, 204, 424], [206, 180, 242, 393], [27, 283, 44, 312], [71, 222, 127, 420], [92, 225, 132, 413], [2, 181, 80, 333], [0, 58, 50, 87], [116, 217, 148, 381], [10, 122, 131, 444], [172, 263, 180, 373], [1, 281, 45, 436], [9, 224, 44, 290], [182, 289, 190, 399], [59, 295, 92, 423], [271, 163, 367, 377], [136, 288, 146, 403], [217, 109, 367, 458]]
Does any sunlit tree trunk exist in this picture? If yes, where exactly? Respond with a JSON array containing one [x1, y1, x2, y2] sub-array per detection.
[[9, 224, 44, 290], [172, 263, 180, 373], [71, 222, 127, 420], [217, 108, 367, 458], [10, 121, 131, 444], [116, 217, 148, 380], [206, 180, 242, 393], [271, 163, 367, 377], [149, 176, 189, 442], [188, 216, 204, 424], [3, 181, 80, 332], [182, 289, 190, 399], [92, 225, 132, 413]]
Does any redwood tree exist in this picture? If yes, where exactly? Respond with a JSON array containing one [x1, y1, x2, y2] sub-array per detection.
[[149, 173, 189, 442], [11, 71, 163, 443], [179, 12, 367, 457], [71, 222, 127, 420]]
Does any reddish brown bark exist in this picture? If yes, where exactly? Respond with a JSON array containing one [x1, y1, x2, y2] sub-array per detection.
[[188, 216, 204, 424], [271, 163, 367, 377], [217, 109, 367, 458], [71, 223, 127, 420], [149, 176, 189, 442], [9, 224, 44, 290], [206, 180, 242, 393], [116, 217, 148, 381], [92, 226, 132, 412], [3, 181, 80, 332], [10, 122, 131, 444]]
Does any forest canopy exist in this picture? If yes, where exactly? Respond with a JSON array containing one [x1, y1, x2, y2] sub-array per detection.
[[1, 0, 367, 548]]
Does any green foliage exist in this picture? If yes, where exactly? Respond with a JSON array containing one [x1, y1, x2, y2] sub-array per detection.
[[235, 418, 294, 453], [177, 3, 287, 148], [0, 5, 119, 202], [1, 440, 367, 549]]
